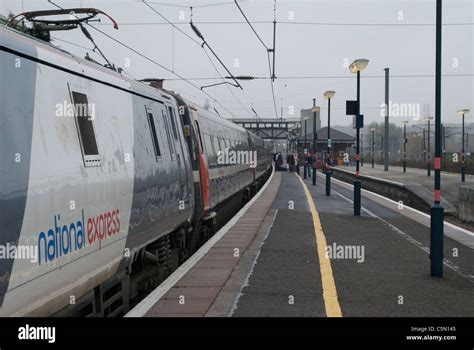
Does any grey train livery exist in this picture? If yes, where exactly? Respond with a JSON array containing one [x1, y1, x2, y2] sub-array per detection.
[[0, 24, 272, 316]]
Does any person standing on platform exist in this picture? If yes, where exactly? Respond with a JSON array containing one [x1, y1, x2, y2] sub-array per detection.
[[287, 153, 295, 172], [306, 152, 313, 177]]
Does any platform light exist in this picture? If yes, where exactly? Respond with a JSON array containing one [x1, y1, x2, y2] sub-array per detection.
[[458, 109, 470, 115], [348, 58, 369, 216], [323, 90, 335, 196], [349, 59, 369, 74], [323, 90, 336, 100]]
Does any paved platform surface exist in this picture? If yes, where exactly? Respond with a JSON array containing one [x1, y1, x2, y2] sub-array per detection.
[[229, 172, 474, 317], [129, 169, 474, 317], [336, 164, 474, 212], [141, 172, 282, 317]]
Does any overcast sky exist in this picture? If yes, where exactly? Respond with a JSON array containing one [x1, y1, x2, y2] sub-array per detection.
[[2, 0, 473, 127]]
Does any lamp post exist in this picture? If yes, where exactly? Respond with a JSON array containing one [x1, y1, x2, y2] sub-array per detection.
[[311, 100, 319, 186], [422, 127, 426, 165], [371, 128, 375, 168], [402, 121, 409, 173], [426, 116, 434, 177], [303, 116, 309, 179], [430, 0, 444, 278], [349, 58, 369, 216], [384, 68, 390, 171], [458, 109, 470, 182], [381, 134, 384, 162], [441, 123, 445, 169], [324, 90, 335, 196]]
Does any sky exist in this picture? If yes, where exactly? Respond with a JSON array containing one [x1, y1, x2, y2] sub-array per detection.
[[2, 0, 473, 127]]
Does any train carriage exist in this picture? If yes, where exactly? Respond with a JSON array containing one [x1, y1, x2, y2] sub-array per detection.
[[0, 21, 272, 317]]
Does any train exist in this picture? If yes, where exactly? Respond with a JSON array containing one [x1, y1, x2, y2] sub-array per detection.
[[0, 21, 272, 316]]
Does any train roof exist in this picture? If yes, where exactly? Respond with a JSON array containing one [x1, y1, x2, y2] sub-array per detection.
[[1, 24, 253, 137], [0, 24, 175, 103]]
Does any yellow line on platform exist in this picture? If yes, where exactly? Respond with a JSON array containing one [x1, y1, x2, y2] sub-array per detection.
[[296, 174, 343, 317]]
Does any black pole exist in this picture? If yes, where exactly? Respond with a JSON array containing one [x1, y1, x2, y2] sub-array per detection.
[[312, 98, 317, 186], [423, 128, 426, 165], [384, 68, 389, 171], [462, 112, 465, 182], [403, 123, 407, 173], [430, 0, 444, 278], [371, 129, 375, 168], [326, 98, 331, 196], [304, 119, 307, 179], [296, 125, 300, 175], [361, 132, 364, 167], [381, 134, 384, 162], [441, 123, 445, 170], [272, 13, 276, 81], [427, 119, 431, 177], [354, 71, 361, 216]]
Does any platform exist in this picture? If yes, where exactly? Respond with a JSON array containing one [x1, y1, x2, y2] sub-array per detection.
[[126, 168, 474, 317], [334, 164, 474, 213]]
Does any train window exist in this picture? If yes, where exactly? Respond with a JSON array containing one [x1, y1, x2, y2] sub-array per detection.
[[168, 106, 179, 140], [194, 120, 204, 152], [212, 136, 221, 154], [218, 138, 225, 152], [145, 108, 161, 159], [71, 91, 101, 167], [204, 134, 216, 165], [72, 92, 98, 156], [162, 110, 175, 156]]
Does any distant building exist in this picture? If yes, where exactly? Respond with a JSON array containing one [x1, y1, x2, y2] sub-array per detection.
[[300, 127, 355, 165], [300, 108, 321, 138], [316, 127, 355, 164]]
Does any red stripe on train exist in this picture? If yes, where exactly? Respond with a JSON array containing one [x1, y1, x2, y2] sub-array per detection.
[[199, 153, 211, 214]]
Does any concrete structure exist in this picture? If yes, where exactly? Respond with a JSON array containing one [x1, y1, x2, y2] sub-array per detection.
[[230, 118, 300, 140], [331, 164, 474, 217]]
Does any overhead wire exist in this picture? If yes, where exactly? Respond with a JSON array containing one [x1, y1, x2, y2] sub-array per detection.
[[234, 0, 278, 119], [47, 0, 235, 117], [142, 1, 255, 117], [161, 73, 474, 81], [94, 21, 474, 27], [146, 1, 235, 9]]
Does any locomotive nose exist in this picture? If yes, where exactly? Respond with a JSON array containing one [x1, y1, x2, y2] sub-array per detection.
[[0, 39, 37, 306]]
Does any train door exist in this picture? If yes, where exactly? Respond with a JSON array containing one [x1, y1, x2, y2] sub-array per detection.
[[163, 103, 189, 203], [192, 115, 211, 213]]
